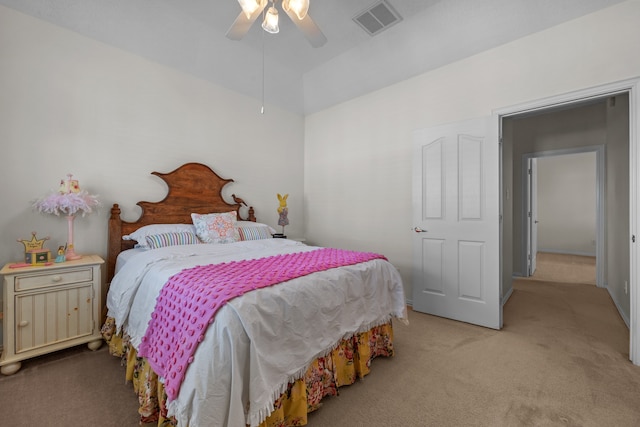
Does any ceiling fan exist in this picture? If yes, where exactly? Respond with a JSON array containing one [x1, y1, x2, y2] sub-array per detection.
[[226, 0, 327, 47]]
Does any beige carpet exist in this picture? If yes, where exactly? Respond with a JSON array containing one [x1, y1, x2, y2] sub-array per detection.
[[1, 261, 638, 426], [525, 252, 596, 285], [308, 280, 638, 426], [0, 344, 142, 426]]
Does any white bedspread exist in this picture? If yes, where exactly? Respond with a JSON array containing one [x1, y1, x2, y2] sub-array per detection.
[[107, 239, 407, 427]]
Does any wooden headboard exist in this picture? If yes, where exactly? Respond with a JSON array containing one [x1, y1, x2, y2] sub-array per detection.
[[107, 162, 256, 282]]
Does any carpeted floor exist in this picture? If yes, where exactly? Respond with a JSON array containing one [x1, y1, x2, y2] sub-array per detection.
[[0, 343, 142, 426], [1, 253, 638, 426], [525, 252, 596, 285], [308, 280, 637, 426]]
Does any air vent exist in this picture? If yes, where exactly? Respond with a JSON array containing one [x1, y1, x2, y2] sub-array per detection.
[[353, 0, 402, 36]]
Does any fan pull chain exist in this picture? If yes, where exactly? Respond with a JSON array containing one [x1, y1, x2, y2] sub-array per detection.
[[261, 9, 265, 115]]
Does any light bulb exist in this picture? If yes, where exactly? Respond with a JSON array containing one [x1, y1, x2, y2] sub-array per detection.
[[262, 6, 279, 34], [238, 0, 266, 19], [282, 0, 309, 20]]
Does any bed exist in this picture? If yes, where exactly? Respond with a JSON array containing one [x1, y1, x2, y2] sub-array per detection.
[[102, 162, 407, 427]]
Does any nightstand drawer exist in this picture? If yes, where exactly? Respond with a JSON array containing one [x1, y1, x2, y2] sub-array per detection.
[[14, 267, 93, 292]]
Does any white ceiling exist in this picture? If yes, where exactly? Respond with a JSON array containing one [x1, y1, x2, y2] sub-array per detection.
[[0, 0, 626, 115]]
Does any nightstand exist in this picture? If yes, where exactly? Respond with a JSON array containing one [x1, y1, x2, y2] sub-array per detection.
[[0, 255, 104, 375]]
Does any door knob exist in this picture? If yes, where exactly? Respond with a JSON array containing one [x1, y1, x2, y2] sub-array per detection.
[[414, 227, 428, 233]]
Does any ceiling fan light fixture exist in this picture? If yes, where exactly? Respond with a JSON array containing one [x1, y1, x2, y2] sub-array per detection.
[[262, 6, 279, 34], [282, 0, 309, 20], [238, 0, 266, 19]]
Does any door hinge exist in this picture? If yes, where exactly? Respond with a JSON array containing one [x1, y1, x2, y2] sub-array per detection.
[[528, 168, 532, 175], [633, 235, 636, 243]]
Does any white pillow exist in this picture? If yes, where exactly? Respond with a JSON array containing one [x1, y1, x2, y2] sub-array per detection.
[[123, 224, 197, 248], [191, 212, 240, 244]]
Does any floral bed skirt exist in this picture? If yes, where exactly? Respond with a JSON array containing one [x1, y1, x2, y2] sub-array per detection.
[[101, 317, 395, 427]]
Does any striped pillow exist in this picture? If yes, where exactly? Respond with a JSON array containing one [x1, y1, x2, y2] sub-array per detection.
[[145, 232, 200, 249], [238, 224, 274, 241]]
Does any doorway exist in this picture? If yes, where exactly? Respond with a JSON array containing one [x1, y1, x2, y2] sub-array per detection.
[[411, 78, 640, 363], [497, 81, 635, 363], [523, 148, 603, 285]]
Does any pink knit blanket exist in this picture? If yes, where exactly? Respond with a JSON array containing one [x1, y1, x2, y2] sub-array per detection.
[[137, 247, 387, 400]]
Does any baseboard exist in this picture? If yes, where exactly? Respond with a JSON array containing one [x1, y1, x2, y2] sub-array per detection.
[[502, 286, 514, 307], [606, 285, 630, 329], [537, 249, 596, 257]]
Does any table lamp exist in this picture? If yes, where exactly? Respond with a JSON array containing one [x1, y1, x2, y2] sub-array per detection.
[[33, 174, 99, 260]]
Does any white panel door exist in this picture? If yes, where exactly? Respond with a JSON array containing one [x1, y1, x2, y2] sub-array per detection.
[[412, 118, 501, 329]]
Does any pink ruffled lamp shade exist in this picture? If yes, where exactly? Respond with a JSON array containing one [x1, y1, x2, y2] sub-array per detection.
[[33, 174, 99, 260]]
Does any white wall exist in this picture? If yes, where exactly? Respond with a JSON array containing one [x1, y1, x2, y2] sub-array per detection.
[[304, 0, 640, 300], [537, 153, 597, 256], [0, 6, 305, 340]]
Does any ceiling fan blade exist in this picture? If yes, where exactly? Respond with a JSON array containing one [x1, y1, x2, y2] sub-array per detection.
[[225, 6, 266, 40], [282, 9, 327, 47]]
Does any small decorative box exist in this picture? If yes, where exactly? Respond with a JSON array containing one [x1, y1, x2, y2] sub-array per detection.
[[25, 249, 51, 265]]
